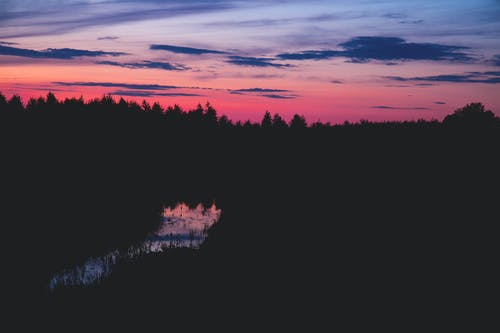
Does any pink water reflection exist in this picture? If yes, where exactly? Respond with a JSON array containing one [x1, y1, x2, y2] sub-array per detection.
[[49, 202, 221, 290]]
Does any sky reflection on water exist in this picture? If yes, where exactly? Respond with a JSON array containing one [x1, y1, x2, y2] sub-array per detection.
[[49, 202, 221, 290]]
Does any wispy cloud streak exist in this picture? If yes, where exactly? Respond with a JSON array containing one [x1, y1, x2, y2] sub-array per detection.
[[0, 1, 235, 38], [386, 71, 500, 84], [372, 105, 429, 110], [150, 44, 226, 55], [0, 45, 126, 59], [98, 60, 190, 71], [110, 90, 202, 97], [53, 82, 181, 90], [226, 56, 291, 68]]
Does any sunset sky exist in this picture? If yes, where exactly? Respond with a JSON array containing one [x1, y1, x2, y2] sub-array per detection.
[[1, 0, 499, 123]]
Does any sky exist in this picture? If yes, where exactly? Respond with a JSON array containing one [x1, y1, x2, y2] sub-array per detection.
[[1, 0, 499, 123]]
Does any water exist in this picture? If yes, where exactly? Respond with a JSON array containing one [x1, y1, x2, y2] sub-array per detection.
[[49, 202, 221, 291]]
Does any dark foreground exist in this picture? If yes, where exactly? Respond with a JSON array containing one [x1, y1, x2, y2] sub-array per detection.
[[1, 95, 497, 329]]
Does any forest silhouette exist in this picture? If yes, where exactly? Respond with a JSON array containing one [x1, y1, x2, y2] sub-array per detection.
[[1, 92, 498, 329]]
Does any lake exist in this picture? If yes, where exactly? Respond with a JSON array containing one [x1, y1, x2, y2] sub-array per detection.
[[49, 202, 221, 290]]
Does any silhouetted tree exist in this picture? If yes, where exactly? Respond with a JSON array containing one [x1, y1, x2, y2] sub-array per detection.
[[151, 102, 163, 115], [443, 103, 498, 128], [261, 111, 272, 129], [165, 104, 184, 124], [0, 92, 6, 108], [128, 100, 141, 113], [290, 114, 307, 129], [204, 102, 218, 127], [63, 96, 85, 113], [26, 97, 41, 112], [118, 97, 128, 110], [7, 94, 23, 113], [142, 100, 152, 113], [272, 114, 288, 129], [100, 94, 115, 107], [218, 115, 232, 128], [188, 103, 205, 126], [46, 92, 58, 107], [311, 121, 331, 129]]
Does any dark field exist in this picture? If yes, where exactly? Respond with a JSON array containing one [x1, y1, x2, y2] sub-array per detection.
[[1, 94, 497, 329]]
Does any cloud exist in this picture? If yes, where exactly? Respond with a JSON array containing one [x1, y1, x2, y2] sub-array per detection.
[[382, 13, 424, 24], [386, 71, 500, 84], [383, 84, 411, 88], [434, 101, 446, 105], [383, 13, 408, 19], [205, 12, 366, 29], [97, 60, 190, 71], [53, 82, 180, 90], [487, 55, 500, 66], [276, 36, 473, 63], [0, 41, 18, 45], [261, 94, 297, 99], [206, 18, 293, 28], [246, 73, 284, 79], [150, 44, 226, 55], [277, 50, 341, 61], [226, 56, 291, 68], [230, 88, 290, 93], [11, 84, 72, 92], [0, 45, 126, 59], [372, 105, 429, 110], [399, 20, 424, 24], [110, 90, 202, 97], [212, 73, 285, 80], [382, 12, 423, 24], [331, 80, 344, 84], [98, 36, 119, 40], [229, 87, 296, 99], [52, 81, 215, 93]]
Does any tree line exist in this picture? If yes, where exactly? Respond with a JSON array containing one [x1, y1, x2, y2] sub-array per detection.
[[1, 92, 498, 129], [2, 90, 499, 313]]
